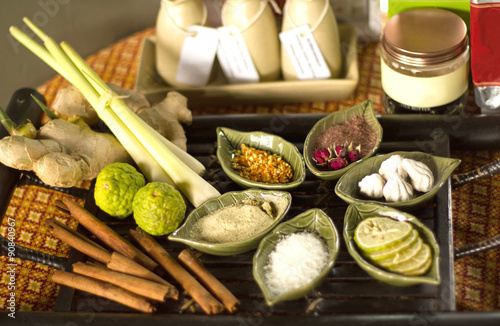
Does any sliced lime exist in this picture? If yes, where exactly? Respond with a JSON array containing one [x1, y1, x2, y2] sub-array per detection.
[[366, 229, 419, 261], [402, 254, 433, 276], [388, 244, 432, 275], [354, 217, 413, 252], [377, 237, 423, 268]]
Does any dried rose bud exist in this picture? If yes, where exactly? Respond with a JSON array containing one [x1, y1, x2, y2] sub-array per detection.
[[312, 148, 331, 165], [328, 157, 348, 170], [347, 150, 360, 164], [334, 145, 346, 158]]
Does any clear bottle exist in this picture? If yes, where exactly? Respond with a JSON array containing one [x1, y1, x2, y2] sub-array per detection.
[[381, 8, 470, 114], [155, 0, 208, 87], [281, 0, 342, 80], [221, 0, 280, 81]]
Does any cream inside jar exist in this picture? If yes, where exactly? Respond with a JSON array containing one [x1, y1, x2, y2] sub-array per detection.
[[380, 8, 469, 114]]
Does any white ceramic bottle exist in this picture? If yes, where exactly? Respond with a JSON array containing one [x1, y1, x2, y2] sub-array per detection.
[[281, 0, 342, 80], [155, 0, 208, 87], [220, 0, 280, 81]]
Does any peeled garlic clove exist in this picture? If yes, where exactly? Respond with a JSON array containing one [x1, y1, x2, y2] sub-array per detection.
[[402, 158, 434, 193], [383, 174, 413, 202], [358, 173, 385, 198], [379, 155, 407, 181]]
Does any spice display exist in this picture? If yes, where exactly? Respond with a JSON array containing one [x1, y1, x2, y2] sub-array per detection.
[[190, 200, 276, 243], [264, 232, 329, 296], [357, 155, 434, 202], [313, 115, 377, 171], [231, 144, 294, 184], [354, 217, 432, 276]]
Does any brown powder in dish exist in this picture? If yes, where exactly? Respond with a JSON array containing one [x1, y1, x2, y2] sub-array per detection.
[[314, 115, 378, 157]]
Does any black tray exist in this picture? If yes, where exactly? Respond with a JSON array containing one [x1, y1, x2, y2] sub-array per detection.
[[2, 92, 500, 325]]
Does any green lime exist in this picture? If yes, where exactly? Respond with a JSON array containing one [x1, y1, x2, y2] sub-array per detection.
[[354, 217, 413, 252], [133, 182, 186, 236], [377, 237, 424, 268], [94, 162, 146, 219], [366, 229, 419, 261], [387, 244, 432, 275]]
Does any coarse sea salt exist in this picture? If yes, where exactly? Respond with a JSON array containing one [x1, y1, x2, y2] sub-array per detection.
[[264, 232, 329, 297]]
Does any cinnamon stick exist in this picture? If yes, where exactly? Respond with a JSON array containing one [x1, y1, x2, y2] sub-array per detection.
[[52, 270, 155, 313], [46, 218, 171, 286], [72, 262, 178, 301], [59, 198, 158, 272], [46, 218, 112, 264], [107, 252, 173, 287], [178, 249, 240, 313], [130, 227, 225, 315]]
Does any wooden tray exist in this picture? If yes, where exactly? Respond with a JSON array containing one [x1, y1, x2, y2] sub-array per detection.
[[134, 25, 359, 108]]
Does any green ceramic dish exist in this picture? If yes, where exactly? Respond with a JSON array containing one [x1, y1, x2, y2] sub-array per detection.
[[344, 203, 441, 286], [335, 151, 461, 210], [303, 99, 383, 181], [253, 208, 340, 306], [168, 189, 292, 256], [216, 127, 306, 190]]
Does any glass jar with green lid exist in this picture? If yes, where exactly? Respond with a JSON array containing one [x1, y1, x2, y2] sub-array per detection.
[[380, 8, 469, 114]]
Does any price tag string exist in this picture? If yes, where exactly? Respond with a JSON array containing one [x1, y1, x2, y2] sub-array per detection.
[[283, 0, 329, 35], [221, 0, 281, 35], [161, 0, 208, 36]]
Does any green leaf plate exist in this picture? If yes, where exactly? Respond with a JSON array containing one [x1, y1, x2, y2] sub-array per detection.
[[168, 189, 292, 256], [303, 99, 383, 180], [335, 151, 461, 210], [217, 127, 306, 190], [344, 203, 441, 286], [253, 208, 340, 306]]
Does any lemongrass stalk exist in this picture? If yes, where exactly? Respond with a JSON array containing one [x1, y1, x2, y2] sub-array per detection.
[[17, 18, 219, 206], [60, 41, 206, 176], [9, 26, 70, 81], [10, 20, 175, 186], [59, 42, 220, 206], [106, 98, 221, 206]]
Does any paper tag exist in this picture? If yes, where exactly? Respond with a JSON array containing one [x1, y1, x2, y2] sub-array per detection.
[[176, 25, 219, 87], [279, 25, 331, 80], [217, 26, 260, 84]]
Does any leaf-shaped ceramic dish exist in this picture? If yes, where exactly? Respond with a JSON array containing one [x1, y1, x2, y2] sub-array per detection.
[[168, 189, 292, 256], [217, 127, 306, 190], [344, 203, 441, 286], [303, 99, 383, 180], [253, 208, 340, 306], [335, 151, 461, 210]]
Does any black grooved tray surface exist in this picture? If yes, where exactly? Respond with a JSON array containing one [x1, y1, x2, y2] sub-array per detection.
[[52, 114, 456, 322]]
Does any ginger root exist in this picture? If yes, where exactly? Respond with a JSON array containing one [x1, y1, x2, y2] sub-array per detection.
[[0, 118, 131, 188], [51, 84, 192, 151]]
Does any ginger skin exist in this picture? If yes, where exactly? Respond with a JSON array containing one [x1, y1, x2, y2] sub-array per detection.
[[51, 84, 192, 151], [0, 118, 131, 188]]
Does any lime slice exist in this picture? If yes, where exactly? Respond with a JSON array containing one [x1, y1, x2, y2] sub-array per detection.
[[366, 229, 419, 261], [403, 254, 433, 276], [354, 217, 413, 252], [388, 244, 432, 275], [377, 237, 423, 268]]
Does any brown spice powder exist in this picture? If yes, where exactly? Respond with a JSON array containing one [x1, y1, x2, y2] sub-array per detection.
[[314, 115, 377, 158]]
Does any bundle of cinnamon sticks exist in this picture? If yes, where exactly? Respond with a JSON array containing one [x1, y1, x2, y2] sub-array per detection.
[[49, 197, 239, 314]]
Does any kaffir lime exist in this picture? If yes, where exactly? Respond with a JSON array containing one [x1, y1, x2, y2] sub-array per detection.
[[94, 162, 146, 219], [132, 182, 186, 236]]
